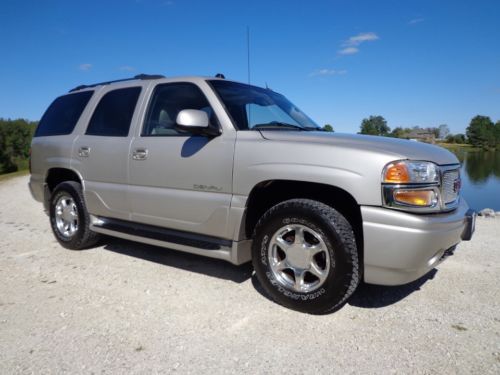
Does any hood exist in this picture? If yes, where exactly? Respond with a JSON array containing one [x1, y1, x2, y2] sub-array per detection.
[[259, 131, 459, 165]]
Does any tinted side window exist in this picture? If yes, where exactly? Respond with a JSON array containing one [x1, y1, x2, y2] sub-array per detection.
[[86, 87, 141, 137], [35, 91, 93, 137], [142, 83, 218, 136]]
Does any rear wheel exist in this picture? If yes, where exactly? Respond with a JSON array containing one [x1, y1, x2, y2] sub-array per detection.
[[49, 181, 100, 249], [252, 199, 359, 314]]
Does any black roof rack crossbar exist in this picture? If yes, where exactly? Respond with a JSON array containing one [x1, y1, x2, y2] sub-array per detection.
[[69, 74, 165, 92]]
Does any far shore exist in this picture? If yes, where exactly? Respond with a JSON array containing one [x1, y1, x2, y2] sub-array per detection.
[[436, 142, 482, 151]]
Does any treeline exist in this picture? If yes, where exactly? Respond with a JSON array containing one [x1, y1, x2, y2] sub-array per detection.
[[0, 118, 37, 174], [358, 115, 500, 149], [358, 115, 451, 140]]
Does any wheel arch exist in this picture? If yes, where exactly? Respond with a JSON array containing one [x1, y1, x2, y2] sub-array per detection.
[[243, 179, 363, 263], [44, 168, 83, 211], [45, 167, 83, 192]]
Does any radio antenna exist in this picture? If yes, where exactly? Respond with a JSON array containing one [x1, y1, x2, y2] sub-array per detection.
[[247, 26, 251, 84]]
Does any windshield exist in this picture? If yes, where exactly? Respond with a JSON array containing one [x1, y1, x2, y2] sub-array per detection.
[[209, 80, 320, 131]]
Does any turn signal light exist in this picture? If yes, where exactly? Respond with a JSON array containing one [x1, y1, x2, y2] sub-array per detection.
[[384, 162, 410, 183], [393, 189, 437, 207]]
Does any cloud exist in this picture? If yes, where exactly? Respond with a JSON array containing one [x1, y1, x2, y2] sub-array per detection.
[[343, 32, 379, 47], [119, 65, 135, 72], [309, 68, 347, 77], [79, 63, 92, 71], [338, 32, 379, 55], [338, 47, 359, 55], [408, 18, 424, 25]]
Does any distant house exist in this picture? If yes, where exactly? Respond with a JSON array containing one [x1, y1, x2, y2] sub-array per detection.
[[407, 130, 436, 144]]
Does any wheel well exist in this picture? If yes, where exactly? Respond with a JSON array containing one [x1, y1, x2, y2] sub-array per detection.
[[244, 180, 363, 260], [46, 168, 82, 192]]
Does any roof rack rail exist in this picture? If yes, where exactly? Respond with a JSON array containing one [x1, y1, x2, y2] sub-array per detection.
[[69, 73, 165, 92]]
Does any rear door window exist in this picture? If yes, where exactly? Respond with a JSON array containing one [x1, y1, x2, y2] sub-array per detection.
[[86, 87, 141, 137], [35, 91, 94, 137]]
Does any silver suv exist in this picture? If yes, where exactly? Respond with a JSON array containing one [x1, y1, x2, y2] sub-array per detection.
[[29, 74, 475, 313]]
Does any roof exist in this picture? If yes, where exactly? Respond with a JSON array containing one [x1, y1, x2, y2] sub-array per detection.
[[68, 73, 228, 93]]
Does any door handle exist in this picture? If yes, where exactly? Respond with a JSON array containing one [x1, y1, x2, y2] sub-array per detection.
[[132, 148, 148, 160], [78, 146, 90, 157]]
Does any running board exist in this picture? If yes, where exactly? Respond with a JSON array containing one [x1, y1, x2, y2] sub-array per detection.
[[89, 216, 252, 265]]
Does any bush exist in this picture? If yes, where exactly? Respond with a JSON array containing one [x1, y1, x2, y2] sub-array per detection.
[[0, 118, 37, 174]]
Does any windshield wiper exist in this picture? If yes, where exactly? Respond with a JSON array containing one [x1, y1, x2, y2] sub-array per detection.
[[252, 122, 310, 131]]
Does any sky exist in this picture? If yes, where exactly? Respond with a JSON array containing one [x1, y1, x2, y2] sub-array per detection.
[[1, 0, 499, 134]]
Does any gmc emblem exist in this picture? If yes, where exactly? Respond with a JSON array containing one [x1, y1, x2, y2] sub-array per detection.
[[453, 178, 461, 193]]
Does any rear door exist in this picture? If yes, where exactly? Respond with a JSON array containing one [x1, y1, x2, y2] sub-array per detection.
[[72, 86, 143, 220], [128, 82, 235, 239]]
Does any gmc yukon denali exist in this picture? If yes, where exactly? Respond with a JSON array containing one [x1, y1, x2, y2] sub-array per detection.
[[29, 74, 475, 313]]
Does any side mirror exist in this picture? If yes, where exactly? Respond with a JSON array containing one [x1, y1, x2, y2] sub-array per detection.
[[175, 109, 220, 136]]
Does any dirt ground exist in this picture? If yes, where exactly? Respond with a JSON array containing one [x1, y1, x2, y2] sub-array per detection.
[[1, 175, 499, 374]]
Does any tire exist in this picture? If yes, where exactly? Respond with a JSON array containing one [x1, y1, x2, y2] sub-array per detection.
[[252, 199, 359, 314], [49, 181, 100, 250]]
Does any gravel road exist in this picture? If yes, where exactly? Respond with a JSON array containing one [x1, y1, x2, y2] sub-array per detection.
[[0, 175, 499, 374]]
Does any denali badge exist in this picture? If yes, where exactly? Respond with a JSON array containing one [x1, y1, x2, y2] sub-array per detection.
[[193, 184, 223, 192]]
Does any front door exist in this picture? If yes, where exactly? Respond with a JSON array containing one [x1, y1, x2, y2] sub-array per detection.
[[128, 82, 235, 239]]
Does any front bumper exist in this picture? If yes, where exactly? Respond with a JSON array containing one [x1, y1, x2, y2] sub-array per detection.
[[362, 199, 474, 285]]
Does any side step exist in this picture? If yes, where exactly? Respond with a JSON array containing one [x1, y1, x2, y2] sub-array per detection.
[[89, 216, 252, 265], [93, 217, 231, 250]]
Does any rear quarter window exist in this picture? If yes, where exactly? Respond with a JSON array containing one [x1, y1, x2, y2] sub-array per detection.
[[34, 91, 94, 137]]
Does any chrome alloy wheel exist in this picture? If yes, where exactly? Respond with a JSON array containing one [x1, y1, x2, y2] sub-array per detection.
[[268, 224, 331, 293], [54, 195, 79, 238]]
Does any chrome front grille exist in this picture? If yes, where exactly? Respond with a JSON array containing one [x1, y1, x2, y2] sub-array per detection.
[[442, 169, 460, 205]]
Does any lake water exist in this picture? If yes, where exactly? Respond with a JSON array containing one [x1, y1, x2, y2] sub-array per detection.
[[449, 148, 500, 211]]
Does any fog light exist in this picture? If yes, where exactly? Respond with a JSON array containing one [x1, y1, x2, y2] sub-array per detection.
[[393, 189, 437, 207]]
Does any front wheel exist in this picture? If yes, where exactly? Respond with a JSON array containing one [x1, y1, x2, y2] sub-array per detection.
[[252, 199, 360, 314], [49, 181, 100, 250]]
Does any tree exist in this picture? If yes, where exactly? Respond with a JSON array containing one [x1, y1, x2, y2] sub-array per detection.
[[438, 124, 450, 140], [466, 115, 495, 148], [323, 124, 334, 132], [390, 127, 411, 139], [445, 134, 456, 143], [444, 133, 466, 144], [0, 118, 37, 174], [454, 133, 466, 144], [359, 116, 390, 136], [495, 121, 500, 146]]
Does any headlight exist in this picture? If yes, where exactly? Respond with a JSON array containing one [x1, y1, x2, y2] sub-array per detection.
[[383, 161, 439, 184], [382, 160, 446, 212]]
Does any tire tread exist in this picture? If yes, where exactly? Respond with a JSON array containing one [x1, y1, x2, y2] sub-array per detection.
[[252, 198, 359, 314], [50, 181, 100, 250]]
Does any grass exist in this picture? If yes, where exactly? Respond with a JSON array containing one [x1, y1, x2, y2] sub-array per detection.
[[0, 168, 29, 182], [436, 143, 482, 151]]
